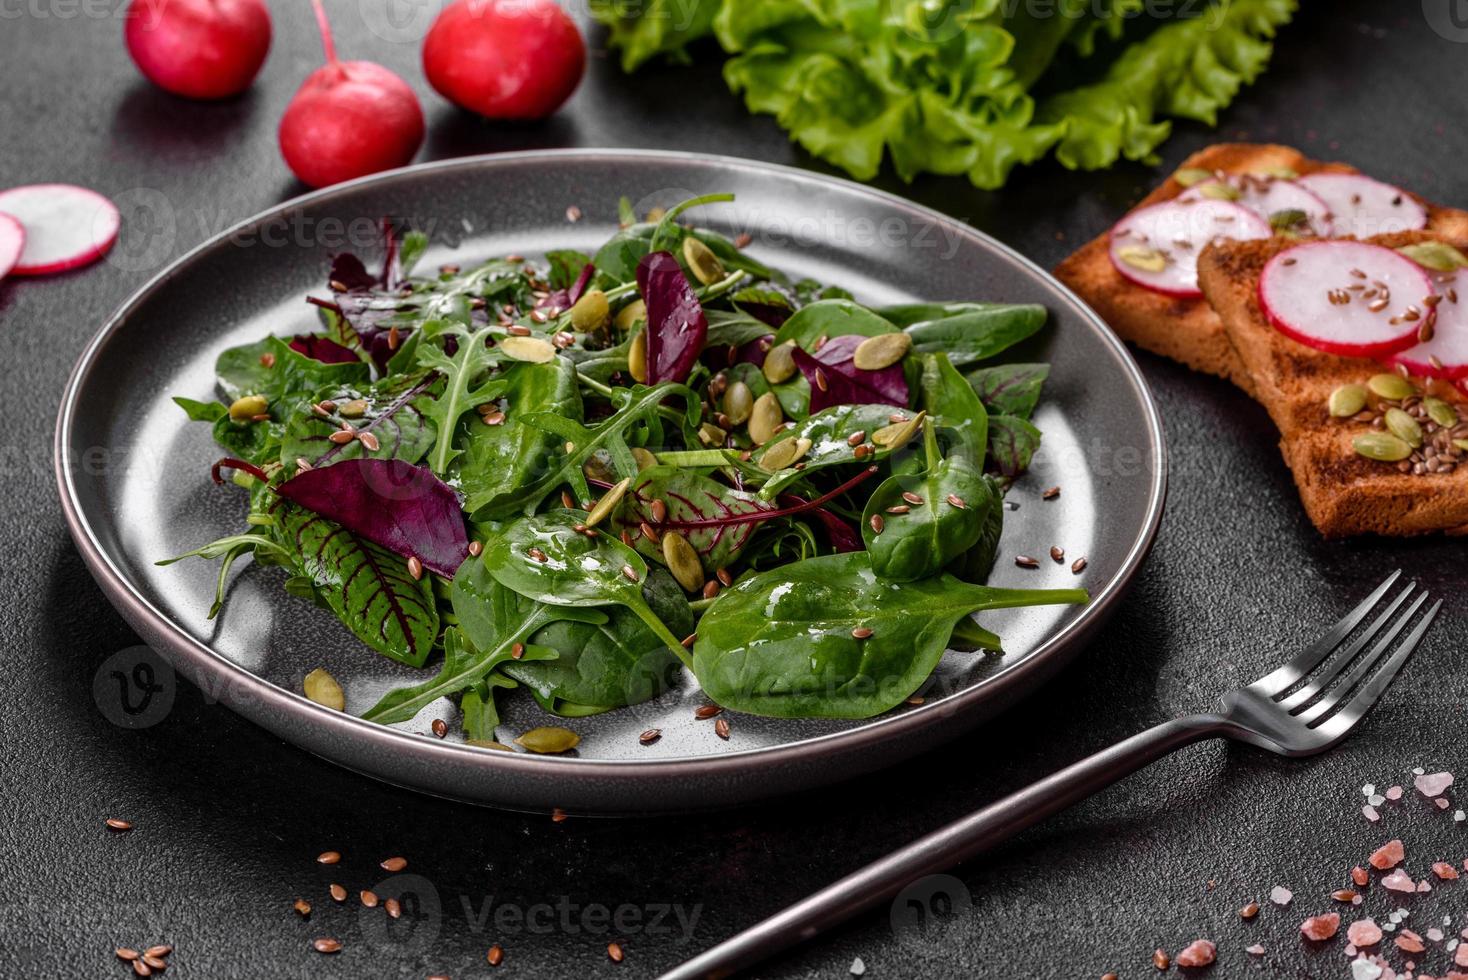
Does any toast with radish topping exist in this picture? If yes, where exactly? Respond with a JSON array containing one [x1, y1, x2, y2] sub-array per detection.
[[1056, 143, 1468, 392], [1197, 229, 1468, 538]]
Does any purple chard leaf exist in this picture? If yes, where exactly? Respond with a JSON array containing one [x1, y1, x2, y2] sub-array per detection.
[[289, 334, 362, 365], [792, 334, 909, 412], [636, 251, 707, 384], [276, 458, 469, 578]]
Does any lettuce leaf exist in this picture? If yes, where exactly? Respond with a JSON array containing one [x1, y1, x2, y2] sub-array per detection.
[[588, 0, 722, 71]]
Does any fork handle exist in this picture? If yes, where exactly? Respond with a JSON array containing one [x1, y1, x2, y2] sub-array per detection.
[[658, 713, 1234, 980]]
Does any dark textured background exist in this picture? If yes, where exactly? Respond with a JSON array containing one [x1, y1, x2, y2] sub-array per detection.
[[4, 2, 1468, 978]]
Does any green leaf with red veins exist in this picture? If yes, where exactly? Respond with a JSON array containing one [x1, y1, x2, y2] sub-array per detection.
[[281, 372, 438, 469], [612, 466, 779, 573]]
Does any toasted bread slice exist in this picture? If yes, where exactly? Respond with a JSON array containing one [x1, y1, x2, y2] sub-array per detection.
[[1198, 229, 1468, 538], [1056, 143, 1468, 392]]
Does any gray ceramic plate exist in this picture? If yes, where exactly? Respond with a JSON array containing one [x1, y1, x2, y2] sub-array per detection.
[[56, 150, 1165, 815]]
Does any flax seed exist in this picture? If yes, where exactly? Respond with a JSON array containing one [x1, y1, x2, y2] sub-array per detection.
[[330, 884, 346, 902], [851, 627, 873, 639], [681, 633, 696, 648], [551, 808, 568, 823], [294, 899, 311, 917], [468, 540, 483, 557], [117, 949, 141, 962], [487, 945, 505, 966], [847, 430, 866, 446], [313, 938, 342, 954], [1050, 546, 1064, 563], [621, 565, 639, 582], [105, 818, 133, 832], [385, 898, 401, 918], [529, 547, 547, 562], [639, 521, 660, 544], [1015, 555, 1040, 569], [714, 717, 731, 740], [639, 729, 662, 745], [869, 514, 884, 534], [902, 491, 924, 506], [317, 851, 341, 864], [361, 890, 378, 908], [482, 411, 505, 426], [432, 719, 448, 739], [510, 642, 524, 660], [133, 960, 151, 976], [886, 504, 910, 514], [608, 941, 625, 962], [380, 856, 407, 872], [566, 205, 582, 222], [813, 368, 829, 393], [1240, 902, 1259, 919], [702, 581, 720, 599], [407, 556, 424, 581], [358, 431, 380, 452], [1071, 557, 1088, 574], [328, 429, 354, 445], [946, 493, 966, 509], [507, 324, 531, 336]]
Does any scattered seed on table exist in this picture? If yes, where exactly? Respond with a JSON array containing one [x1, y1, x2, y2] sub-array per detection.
[[566, 205, 582, 222], [141, 954, 167, 970], [313, 938, 342, 954], [639, 729, 662, 746], [329, 884, 346, 902], [380, 856, 407, 873], [1071, 557, 1088, 574], [851, 627, 873, 639], [715, 718, 731, 740], [361, 890, 379, 908], [132, 960, 151, 976], [385, 898, 401, 919], [551, 808, 568, 823], [608, 941, 625, 963], [1240, 902, 1259, 919], [1050, 546, 1065, 563], [317, 851, 341, 865], [695, 704, 723, 720], [117, 948, 141, 962], [1042, 486, 1061, 500], [1152, 949, 1170, 970], [294, 899, 311, 917], [105, 818, 133, 832], [487, 945, 505, 966], [1015, 555, 1040, 569]]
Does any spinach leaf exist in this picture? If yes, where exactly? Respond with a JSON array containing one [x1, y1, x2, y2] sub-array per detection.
[[705, 309, 776, 350], [773, 299, 897, 349], [512, 382, 699, 515], [987, 414, 1042, 478], [861, 424, 989, 582], [729, 285, 793, 328], [919, 353, 987, 464], [594, 220, 772, 285], [360, 558, 593, 725], [755, 403, 910, 496], [946, 475, 1005, 584], [966, 363, 1050, 420], [612, 466, 778, 573], [507, 568, 692, 712], [902, 304, 1047, 368], [459, 358, 582, 517], [692, 552, 1087, 718], [280, 373, 437, 468], [481, 510, 691, 663], [273, 502, 439, 668], [217, 335, 371, 415], [174, 396, 226, 423]]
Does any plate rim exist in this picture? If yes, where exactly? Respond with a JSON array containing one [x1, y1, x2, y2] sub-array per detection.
[[54, 148, 1167, 789]]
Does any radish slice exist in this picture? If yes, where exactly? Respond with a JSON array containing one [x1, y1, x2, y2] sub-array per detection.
[[1259, 241, 1435, 358], [1179, 175, 1334, 238], [1389, 290, 1468, 380], [1109, 198, 1271, 298], [1296, 173, 1428, 239], [0, 184, 121, 275], [0, 214, 24, 280]]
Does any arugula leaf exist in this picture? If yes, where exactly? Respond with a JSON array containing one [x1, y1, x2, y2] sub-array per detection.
[[416, 322, 509, 474], [459, 358, 583, 518], [966, 363, 1049, 421], [693, 552, 1086, 718], [217, 336, 370, 411], [273, 502, 439, 668]]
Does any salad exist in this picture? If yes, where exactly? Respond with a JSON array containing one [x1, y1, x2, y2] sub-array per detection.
[[165, 195, 1086, 746]]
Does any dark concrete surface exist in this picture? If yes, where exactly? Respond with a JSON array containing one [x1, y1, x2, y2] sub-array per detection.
[[3, 2, 1467, 977]]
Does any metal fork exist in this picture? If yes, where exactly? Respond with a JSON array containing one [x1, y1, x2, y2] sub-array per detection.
[[660, 571, 1441, 980]]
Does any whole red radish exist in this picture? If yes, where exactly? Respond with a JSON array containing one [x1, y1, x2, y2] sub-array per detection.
[[278, 0, 425, 188], [124, 0, 272, 100], [423, 0, 584, 120]]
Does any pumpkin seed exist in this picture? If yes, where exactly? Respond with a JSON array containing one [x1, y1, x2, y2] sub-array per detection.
[[514, 727, 581, 754], [722, 380, 754, 425], [697, 422, 727, 446], [748, 392, 784, 445], [339, 398, 368, 419], [759, 436, 812, 471], [1198, 181, 1241, 201], [586, 478, 630, 527], [466, 739, 513, 751], [614, 299, 646, 333], [569, 290, 610, 332], [1455, 438, 1468, 452], [499, 336, 557, 363], [1117, 245, 1166, 273], [631, 447, 658, 471], [1256, 166, 1300, 179], [852, 332, 913, 370], [1424, 397, 1460, 429], [682, 237, 726, 285], [762, 342, 798, 384], [628, 329, 648, 383], [228, 394, 268, 421], [871, 410, 926, 451], [1384, 407, 1424, 448], [1174, 168, 1213, 186], [303, 668, 344, 711], [661, 530, 705, 592], [1328, 383, 1368, 418], [1395, 241, 1468, 272], [1367, 373, 1416, 401], [1352, 432, 1412, 462]]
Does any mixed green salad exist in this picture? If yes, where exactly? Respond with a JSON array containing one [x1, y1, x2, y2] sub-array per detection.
[[590, 0, 1296, 189], [166, 195, 1086, 743]]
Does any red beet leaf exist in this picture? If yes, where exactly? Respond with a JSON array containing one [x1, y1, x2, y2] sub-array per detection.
[[792, 334, 908, 412], [636, 251, 707, 384]]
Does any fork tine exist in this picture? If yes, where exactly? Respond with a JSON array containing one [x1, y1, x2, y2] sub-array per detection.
[[1313, 598, 1442, 740], [1295, 592, 1428, 725], [1251, 571, 1402, 696], [1275, 583, 1416, 711]]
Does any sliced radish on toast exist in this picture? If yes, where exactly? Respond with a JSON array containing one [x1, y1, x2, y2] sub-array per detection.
[[1109, 199, 1271, 298], [0, 214, 24, 280], [1296, 173, 1428, 239], [1260, 241, 1435, 358], [0, 184, 120, 275], [1179, 175, 1334, 237], [1389, 290, 1468, 380]]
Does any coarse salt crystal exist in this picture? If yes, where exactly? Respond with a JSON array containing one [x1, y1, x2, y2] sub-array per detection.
[[850, 957, 865, 976], [1397, 930, 1426, 953], [1387, 786, 1404, 801], [1354, 867, 1371, 886], [1435, 862, 1461, 880], [1457, 943, 1468, 967], [1438, 798, 1453, 810], [1303, 914, 1342, 941], [1414, 767, 1426, 776], [1418, 881, 1433, 893], [1429, 928, 1446, 942], [1455, 810, 1466, 822], [1384, 869, 1416, 892], [1365, 784, 1378, 796], [1271, 885, 1293, 905], [1365, 805, 1382, 822], [1370, 794, 1387, 807], [1372, 840, 1407, 869], [1392, 912, 1406, 924], [1176, 940, 1217, 967], [1351, 920, 1386, 947], [1246, 943, 1265, 955], [1353, 955, 1384, 980], [1384, 921, 1398, 932]]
